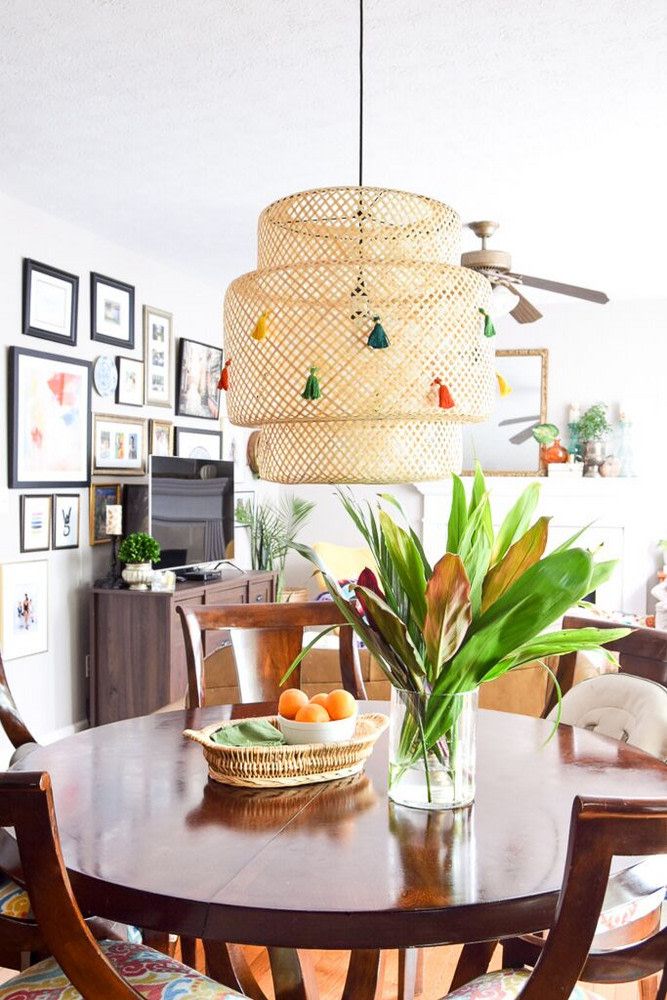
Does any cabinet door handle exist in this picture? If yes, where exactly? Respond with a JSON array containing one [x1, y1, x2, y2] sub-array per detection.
[[255, 594, 264, 602]]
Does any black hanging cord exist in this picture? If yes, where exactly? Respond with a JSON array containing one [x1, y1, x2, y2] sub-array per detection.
[[358, 0, 364, 187]]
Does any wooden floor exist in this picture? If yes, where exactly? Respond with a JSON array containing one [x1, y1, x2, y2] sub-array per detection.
[[0, 944, 649, 997]]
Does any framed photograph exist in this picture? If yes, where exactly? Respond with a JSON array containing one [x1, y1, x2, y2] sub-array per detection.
[[176, 338, 222, 420], [462, 349, 549, 476], [53, 494, 80, 549], [91, 273, 135, 348], [144, 306, 173, 407], [23, 259, 78, 346], [175, 427, 222, 460], [93, 414, 147, 476], [8, 347, 91, 489], [0, 560, 48, 660], [20, 495, 52, 553], [149, 419, 173, 457], [116, 357, 144, 406], [89, 484, 121, 545]]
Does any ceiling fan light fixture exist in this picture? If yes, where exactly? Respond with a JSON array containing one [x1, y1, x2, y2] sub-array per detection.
[[489, 282, 521, 319]]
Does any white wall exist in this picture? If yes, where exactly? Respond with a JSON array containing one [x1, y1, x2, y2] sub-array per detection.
[[0, 188, 223, 758]]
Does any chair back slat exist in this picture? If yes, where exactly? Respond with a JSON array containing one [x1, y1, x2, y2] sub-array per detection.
[[0, 771, 142, 999], [177, 601, 367, 708], [519, 796, 667, 999]]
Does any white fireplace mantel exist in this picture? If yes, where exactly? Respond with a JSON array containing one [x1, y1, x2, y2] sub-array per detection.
[[414, 476, 656, 614]]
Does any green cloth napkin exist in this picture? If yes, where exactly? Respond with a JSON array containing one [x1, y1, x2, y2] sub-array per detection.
[[210, 719, 286, 747]]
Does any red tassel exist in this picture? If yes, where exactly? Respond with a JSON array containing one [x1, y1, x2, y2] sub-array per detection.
[[432, 378, 455, 409], [218, 358, 231, 391]]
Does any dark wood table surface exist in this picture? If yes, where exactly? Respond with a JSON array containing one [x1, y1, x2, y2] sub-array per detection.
[[10, 702, 667, 950]]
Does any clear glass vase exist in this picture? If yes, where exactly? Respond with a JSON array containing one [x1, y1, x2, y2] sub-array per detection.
[[388, 687, 478, 810]]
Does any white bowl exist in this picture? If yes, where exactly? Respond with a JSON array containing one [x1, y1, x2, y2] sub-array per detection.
[[278, 708, 359, 746]]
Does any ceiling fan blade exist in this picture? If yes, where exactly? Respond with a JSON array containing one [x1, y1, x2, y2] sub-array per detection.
[[509, 423, 539, 446], [516, 274, 609, 304], [506, 283, 543, 324]]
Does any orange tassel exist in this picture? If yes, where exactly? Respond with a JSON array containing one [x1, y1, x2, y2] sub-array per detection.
[[218, 358, 231, 391], [432, 378, 455, 409]]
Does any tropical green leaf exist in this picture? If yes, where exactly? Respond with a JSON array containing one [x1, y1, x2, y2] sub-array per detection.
[[447, 474, 468, 553], [378, 511, 428, 627], [482, 627, 630, 680], [457, 494, 493, 616], [587, 559, 618, 594], [354, 585, 426, 687], [279, 624, 341, 686], [423, 554, 472, 682], [490, 482, 541, 564], [469, 463, 493, 545], [378, 493, 432, 578], [481, 516, 550, 613], [551, 522, 594, 554]]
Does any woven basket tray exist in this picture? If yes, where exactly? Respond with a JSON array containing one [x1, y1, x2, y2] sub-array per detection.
[[184, 713, 388, 788]]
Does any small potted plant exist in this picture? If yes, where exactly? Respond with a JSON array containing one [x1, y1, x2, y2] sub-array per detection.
[[119, 532, 161, 591], [234, 494, 314, 601], [571, 403, 612, 476]]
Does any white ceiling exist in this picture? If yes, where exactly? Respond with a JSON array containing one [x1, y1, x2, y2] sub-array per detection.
[[0, 0, 665, 297]]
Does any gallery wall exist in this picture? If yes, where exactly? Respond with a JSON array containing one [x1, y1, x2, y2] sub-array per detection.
[[0, 187, 225, 762]]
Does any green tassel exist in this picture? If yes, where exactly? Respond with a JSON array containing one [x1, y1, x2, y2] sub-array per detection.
[[479, 307, 496, 338], [367, 316, 390, 349], [301, 366, 321, 400]]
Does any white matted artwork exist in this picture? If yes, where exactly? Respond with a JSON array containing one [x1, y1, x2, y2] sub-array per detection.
[[91, 273, 135, 349], [174, 427, 222, 460], [0, 560, 48, 660], [53, 494, 80, 549], [462, 349, 548, 476], [92, 413, 147, 475], [116, 357, 144, 406], [20, 494, 52, 553], [23, 259, 78, 346], [144, 306, 173, 407]]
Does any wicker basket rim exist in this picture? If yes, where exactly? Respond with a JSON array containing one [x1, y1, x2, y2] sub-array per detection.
[[259, 184, 458, 217], [184, 713, 388, 756]]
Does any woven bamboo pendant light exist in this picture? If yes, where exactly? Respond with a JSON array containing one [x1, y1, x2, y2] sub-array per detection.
[[223, 5, 494, 484]]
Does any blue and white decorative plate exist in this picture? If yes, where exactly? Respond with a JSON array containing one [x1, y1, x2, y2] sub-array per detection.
[[93, 355, 118, 397]]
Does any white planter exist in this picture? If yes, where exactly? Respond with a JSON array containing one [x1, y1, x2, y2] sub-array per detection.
[[121, 562, 154, 591]]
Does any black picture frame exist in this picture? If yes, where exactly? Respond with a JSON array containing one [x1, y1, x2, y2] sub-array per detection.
[[174, 426, 223, 459], [90, 272, 135, 349], [52, 493, 81, 550], [175, 337, 222, 420], [23, 258, 79, 346], [115, 357, 145, 407], [20, 494, 52, 553], [8, 347, 92, 489]]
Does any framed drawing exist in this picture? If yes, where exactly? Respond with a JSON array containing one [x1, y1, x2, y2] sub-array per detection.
[[20, 495, 52, 552], [149, 419, 174, 457], [176, 338, 222, 420], [462, 348, 549, 476], [23, 259, 78, 346], [116, 357, 144, 406], [0, 560, 48, 660], [144, 306, 173, 407], [91, 273, 135, 348], [52, 494, 80, 549], [175, 427, 222, 460], [92, 414, 147, 476], [90, 484, 121, 545], [8, 347, 91, 489]]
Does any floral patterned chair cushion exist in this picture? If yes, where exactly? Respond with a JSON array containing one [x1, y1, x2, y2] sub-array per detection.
[[447, 969, 603, 999], [0, 873, 31, 920], [0, 940, 243, 998]]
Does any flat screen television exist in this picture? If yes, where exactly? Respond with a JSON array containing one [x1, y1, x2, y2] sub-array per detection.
[[149, 456, 234, 570]]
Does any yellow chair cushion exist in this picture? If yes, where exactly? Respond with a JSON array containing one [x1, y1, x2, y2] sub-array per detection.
[[311, 541, 376, 592]]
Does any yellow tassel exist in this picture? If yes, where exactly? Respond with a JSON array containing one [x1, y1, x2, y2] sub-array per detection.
[[496, 371, 512, 397], [251, 311, 270, 341]]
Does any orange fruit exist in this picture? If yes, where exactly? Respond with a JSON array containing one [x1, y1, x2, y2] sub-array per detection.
[[309, 692, 329, 707], [325, 689, 357, 720], [278, 688, 309, 720], [295, 703, 330, 723]]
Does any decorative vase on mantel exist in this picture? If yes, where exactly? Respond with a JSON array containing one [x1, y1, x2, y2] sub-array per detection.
[[291, 466, 629, 811], [583, 439, 605, 477]]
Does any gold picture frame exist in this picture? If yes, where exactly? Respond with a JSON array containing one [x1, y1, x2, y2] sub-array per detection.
[[89, 483, 121, 546], [149, 418, 174, 457], [92, 413, 147, 476], [462, 348, 549, 476]]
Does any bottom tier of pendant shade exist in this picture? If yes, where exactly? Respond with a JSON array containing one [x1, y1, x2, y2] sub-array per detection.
[[253, 417, 463, 484]]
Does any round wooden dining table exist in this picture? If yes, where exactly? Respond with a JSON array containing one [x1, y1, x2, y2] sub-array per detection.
[[9, 702, 667, 954]]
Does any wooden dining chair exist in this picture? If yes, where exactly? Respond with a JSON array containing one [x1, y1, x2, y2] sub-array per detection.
[[177, 600, 367, 707], [0, 770, 242, 998]]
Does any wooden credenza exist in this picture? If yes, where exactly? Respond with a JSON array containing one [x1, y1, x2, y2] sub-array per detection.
[[89, 570, 276, 725]]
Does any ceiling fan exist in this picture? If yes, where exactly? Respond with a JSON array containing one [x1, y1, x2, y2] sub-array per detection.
[[461, 221, 609, 324]]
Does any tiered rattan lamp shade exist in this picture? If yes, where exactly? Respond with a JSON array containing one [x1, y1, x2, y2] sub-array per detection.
[[224, 186, 494, 483]]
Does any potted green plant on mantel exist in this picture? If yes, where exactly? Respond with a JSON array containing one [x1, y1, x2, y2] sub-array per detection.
[[571, 403, 612, 477], [119, 532, 161, 591], [289, 467, 628, 811], [234, 494, 314, 602]]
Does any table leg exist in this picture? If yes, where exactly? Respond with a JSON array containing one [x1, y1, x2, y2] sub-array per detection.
[[449, 941, 497, 991], [267, 946, 320, 1000], [342, 949, 385, 1000]]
